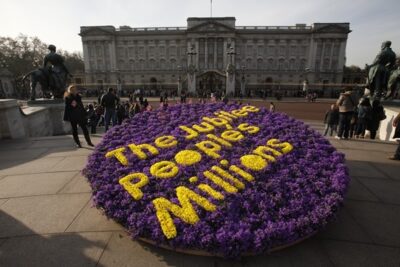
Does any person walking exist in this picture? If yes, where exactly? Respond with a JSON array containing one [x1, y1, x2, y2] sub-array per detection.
[[101, 87, 119, 131], [63, 85, 94, 148], [335, 88, 357, 140], [324, 104, 339, 136], [355, 98, 372, 138], [389, 112, 400, 160], [367, 99, 386, 139]]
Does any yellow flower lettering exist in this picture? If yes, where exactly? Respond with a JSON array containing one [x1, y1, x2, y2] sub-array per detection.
[[152, 186, 216, 239]]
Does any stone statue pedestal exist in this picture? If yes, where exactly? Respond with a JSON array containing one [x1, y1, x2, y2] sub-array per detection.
[[187, 74, 196, 95], [0, 98, 71, 139], [226, 73, 235, 96], [27, 99, 70, 136]]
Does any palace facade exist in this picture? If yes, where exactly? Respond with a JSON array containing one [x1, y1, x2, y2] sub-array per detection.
[[80, 17, 350, 96]]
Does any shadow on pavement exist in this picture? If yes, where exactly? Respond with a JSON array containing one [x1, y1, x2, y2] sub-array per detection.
[[0, 210, 106, 267]]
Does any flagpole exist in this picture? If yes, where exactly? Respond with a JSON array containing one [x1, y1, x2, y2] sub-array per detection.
[[211, 0, 213, 17]]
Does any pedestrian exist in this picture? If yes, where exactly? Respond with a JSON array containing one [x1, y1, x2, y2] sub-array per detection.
[[116, 103, 126, 125], [86, 104, 98, 134], [180, 90, 187, 103], [335, 88, 358, 140], [367, 99, 386, 139], [101, 87, 119, 131], [95, 104, 104, 127], [349, 110, 358, 139], [269, 102, 275, 112], [63, 85, 94, 148], [354, 98, 372, 138], [324, 104, 339, 136], [389, 112, 400, 160]]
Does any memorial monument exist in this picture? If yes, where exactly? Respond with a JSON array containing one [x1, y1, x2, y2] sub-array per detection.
[[366, 41, 397, 98]]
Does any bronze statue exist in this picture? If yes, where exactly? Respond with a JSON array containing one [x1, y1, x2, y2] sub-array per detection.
[[366, 41, 396, 98], [387, 57, 400, 99], [23, 45, 71, 100]]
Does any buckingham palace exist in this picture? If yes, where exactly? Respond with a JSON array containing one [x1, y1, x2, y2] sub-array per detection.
[[79, 17, 350, 96]]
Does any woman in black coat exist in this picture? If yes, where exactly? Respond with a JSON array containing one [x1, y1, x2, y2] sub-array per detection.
[[63, 85, 94, 148]]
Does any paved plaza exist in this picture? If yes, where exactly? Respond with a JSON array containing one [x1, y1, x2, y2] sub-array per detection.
[[0, 117, 400, 266]]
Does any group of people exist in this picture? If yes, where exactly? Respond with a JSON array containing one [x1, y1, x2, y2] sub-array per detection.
[[63, 86, 153, 148], [323, 86, 400, 160], [324, 88, 386, 140], [323, 93, 386, 139]]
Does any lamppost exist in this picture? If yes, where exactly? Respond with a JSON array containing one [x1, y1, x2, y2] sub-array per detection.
[[240, 65, 246, 98], [177, 65, 182, 95]]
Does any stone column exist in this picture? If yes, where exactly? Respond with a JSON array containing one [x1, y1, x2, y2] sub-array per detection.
[[82, 41, 91, 72], [223, 39, 227, 68], [214, 39, 217, 69], [329, 41, 335, 70], [337, 40, 347, 71], [307, 37, 316, 71], [110, 38, 117, 71], [320, 41, 326, 72]]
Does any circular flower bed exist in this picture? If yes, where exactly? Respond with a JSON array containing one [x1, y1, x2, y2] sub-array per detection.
[[83, 103, 349, 258]]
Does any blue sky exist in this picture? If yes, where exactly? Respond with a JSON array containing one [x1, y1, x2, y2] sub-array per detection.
[[1, 0, 399, 67]]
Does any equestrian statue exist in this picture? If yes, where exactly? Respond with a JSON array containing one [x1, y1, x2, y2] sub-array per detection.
[[23, 44, 72, 100]]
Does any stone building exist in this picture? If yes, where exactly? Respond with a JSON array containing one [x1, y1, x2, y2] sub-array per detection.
[[80, 17, 350, 96]]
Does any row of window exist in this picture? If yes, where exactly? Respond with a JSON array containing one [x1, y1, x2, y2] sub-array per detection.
[[90, 57, 338, 72], [237, 45, 309, 57]]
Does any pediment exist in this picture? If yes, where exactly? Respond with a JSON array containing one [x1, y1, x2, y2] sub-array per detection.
[[188, 21, 235, 33]]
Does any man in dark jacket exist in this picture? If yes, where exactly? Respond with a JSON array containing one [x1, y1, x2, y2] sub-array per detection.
[[324, 104, 339, 136], [101, 87, 119, 131]]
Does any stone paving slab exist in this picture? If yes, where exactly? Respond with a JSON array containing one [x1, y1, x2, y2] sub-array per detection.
[[50, 155, 90, 172], [0, 232, 111, 267], [58, 173, 92, 194], [0, 199, 7, 207], [357, 177, 400, 205], [98, 232, 216, 267], [346, 177, 380, 202], [346, 161, 390, 180], [369, 162, 400, 181], [0, 193, 90, 237], [43, 146, 94, 158], [244, 238, 334, 267], [0, 171, 77, 198], [321, 240, 400, 267], [317, 208, 373, 243], [0, 147, 47, 161], [0, 157, 65, 176], [345, 200, 400, 247], [66, 200, 124, 233]]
